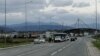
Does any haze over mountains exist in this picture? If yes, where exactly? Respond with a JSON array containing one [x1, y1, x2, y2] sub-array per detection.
[[0, 26, 14, 33], [8, 22, 73, 31], [0, 22, 100, 32]]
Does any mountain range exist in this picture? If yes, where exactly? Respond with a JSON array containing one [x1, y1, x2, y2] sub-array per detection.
[[0, 22, 100, 32], [0, 26, 14, 33], [8, 22, 73, 32]]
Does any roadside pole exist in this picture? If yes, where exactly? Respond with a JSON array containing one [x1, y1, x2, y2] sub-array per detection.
[[4, 0, 7, 47], [25, 0, 28, 43]]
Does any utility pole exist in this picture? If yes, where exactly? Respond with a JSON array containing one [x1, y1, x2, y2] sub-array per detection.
[[77, 18, 80, 36], [50, 17, 52, 31], [62, 22, 64, 32], [38, 17, 41, 32], [4, 0, 7, 47], [38, 17, 41, 39], [95, 0, 97, 30], [95, 0, 98, 34], [25, 0, 27, 32], [77, 18, 80, 29], [24, 0, 33, 38], [25, 0, 28, 42]]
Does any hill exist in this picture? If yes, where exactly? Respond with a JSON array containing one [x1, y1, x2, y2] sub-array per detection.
[[9, 22, 73, 31]]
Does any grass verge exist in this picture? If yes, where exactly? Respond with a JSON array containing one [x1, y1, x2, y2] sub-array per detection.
[[92, 39, 100, 49], [92, 34, 100, 50], [0, 38, 33, 48]]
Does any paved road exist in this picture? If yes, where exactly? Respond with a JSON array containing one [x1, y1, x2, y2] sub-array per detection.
[[0, 37, 89, 56]]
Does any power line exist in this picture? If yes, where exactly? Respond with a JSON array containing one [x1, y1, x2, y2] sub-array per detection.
[[75, 18, 90, 28], [74, 18, 80, 28], [80, 19, 90, 28], [74, 19, 78, 28]]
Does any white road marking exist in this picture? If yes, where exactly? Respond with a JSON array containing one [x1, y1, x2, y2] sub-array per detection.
[[51, 51, 57, 56], [50, 42, 75, 56], [62, 47, 66, 49], [58, 49, 63, 52]]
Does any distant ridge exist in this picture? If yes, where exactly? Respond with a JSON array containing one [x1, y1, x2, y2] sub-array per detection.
[[0, 26, 14, 33], [8, 22, 73, 32]]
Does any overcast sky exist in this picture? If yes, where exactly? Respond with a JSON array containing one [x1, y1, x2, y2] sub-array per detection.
[[0, 0, 100, 25]]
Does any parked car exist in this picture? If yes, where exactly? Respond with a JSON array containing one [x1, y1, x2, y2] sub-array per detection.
[[34, 39, 41, 44], [34, 39, 46, 44], [39, 39, 46, 43]]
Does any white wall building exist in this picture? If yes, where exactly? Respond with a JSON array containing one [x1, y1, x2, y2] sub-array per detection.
[[84, 32, 89, 36]]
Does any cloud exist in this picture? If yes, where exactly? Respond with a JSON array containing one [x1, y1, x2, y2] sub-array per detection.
[[49, 0, 73, 7], [0, 0, 100, 25], [72, 2, 90, 7], [28, 8, 95, 25], [0, 0, 47, 13]]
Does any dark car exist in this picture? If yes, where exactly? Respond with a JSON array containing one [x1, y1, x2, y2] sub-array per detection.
[[70, 37, 76, 41]]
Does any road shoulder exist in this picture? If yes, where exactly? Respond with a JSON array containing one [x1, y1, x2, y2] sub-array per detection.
[[87, 40, 100, 56]]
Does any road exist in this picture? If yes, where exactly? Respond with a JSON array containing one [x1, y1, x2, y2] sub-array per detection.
[[0, 37, 89, 56]]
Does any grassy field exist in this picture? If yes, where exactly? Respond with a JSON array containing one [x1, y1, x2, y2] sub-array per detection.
[[92, 34, 100, 50], [0, 38, 34, 48]]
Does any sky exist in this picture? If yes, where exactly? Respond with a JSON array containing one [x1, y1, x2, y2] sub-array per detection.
[[0, 0, 100, 25]]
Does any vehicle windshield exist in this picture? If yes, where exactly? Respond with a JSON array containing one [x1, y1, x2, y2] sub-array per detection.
[[0, 0, 100, 56]]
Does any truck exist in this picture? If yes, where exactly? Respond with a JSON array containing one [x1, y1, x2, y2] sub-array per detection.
[[53, 33, 67, 42]]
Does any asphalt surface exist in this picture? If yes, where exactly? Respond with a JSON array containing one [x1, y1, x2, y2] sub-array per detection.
[[0, 37, 89, 56]]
